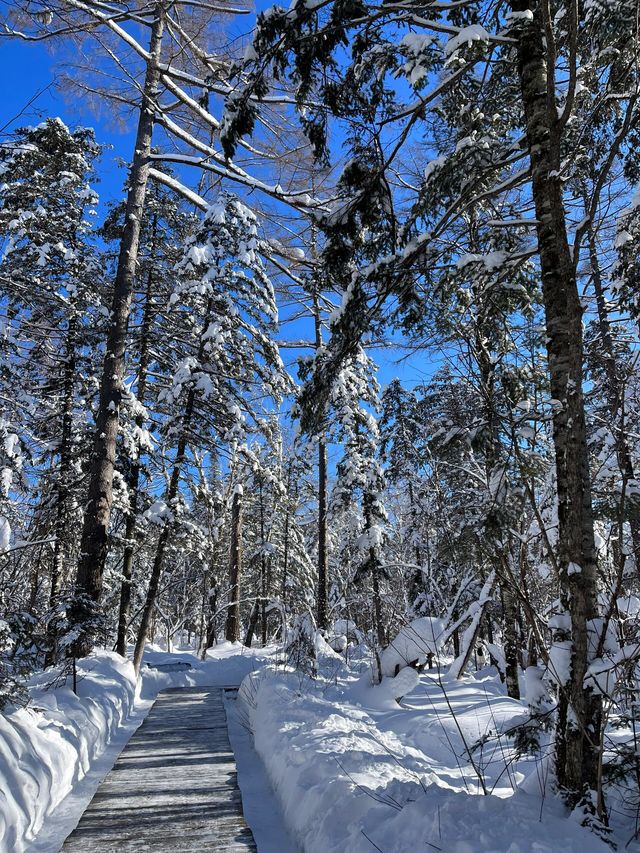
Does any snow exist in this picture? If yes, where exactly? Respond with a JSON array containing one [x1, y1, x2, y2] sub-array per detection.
[[524, 665, 548, 708], [0, 517, 9, 552], [238, 660, 612, 853], [548, 639, 572, 686], [614, 230, 633, 248], [457, 250, 508, 271], [0, 651, 136, 853], [444, 25, 491, 57], [506, 9, 534, 21], [223, 691, 297, 853], [618, 595, 640, 617], [144, 499, 174, 526], [379, 616, 446, 677], [6, 639, 639, 853]]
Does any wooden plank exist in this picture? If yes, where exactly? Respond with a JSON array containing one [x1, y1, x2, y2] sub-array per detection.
[[61, 688, 257, 852]]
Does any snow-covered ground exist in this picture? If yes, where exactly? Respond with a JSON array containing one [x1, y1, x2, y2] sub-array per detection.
[[239, 640, 638, 853], [0, 641, 280, 853]]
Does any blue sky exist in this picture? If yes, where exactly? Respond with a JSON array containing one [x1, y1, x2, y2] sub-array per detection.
[[1, 38, 134, 197]]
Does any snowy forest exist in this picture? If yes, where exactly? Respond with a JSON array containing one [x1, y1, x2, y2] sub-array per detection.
[[1, 0, 640, 850]]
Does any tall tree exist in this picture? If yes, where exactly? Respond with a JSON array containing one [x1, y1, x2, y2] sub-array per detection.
[[74, 6, 166, 631], [0, 118, 104, 621]]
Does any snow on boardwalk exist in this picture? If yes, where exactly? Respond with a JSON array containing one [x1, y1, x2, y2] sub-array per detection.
[[61, 687, 256, 852]]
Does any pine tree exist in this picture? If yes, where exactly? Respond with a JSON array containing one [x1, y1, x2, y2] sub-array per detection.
[[0, 118, 106, 660]]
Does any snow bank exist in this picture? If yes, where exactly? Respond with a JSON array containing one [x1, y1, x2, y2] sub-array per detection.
[[239, 667, 610, 853], [0, 651, 136, 853]]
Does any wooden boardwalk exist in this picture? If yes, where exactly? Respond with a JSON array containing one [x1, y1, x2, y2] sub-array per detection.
[[61, 687, 257, 852]]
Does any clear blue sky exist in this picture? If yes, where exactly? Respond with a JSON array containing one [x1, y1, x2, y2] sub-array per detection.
[[0, 37, 134, 203]]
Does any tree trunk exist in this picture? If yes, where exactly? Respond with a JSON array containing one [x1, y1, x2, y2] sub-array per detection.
[[49, 312, 78, 610], [244, 599, 259, 647], [372, 570, 385, 647], [132, 424, 189, 674], [259, 479, 269, 645], [502, 581, 521, 700], [314, 285, 329, 631], [512, 0, 601, 808], [74, 8, 164, 624], [116, 249, 156, 658], [131, 286, 217, 673], [225, 485, 243, 642], [281, 509, 290, 609], [406, 480, 423, 610]]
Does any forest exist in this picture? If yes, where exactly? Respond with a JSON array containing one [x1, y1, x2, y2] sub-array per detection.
[[0, 0, 640, 849]]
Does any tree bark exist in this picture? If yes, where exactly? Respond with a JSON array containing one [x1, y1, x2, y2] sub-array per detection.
[[132, 424, 189, 674], [314, 285, 329, 631], [259, 479, 269, 645], [49, 312, 78, 610], [502, 581, 521, 700], [512, 0, 601, 807], [244, 599, 259, 647], [116, 248, 156, 658], [225, 486, 243, 642], [74, 7, 164, 621]]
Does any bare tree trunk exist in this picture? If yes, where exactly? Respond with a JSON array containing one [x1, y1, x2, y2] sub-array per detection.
[[502, 581, 521, 700], [74, 7, 165, 625], [512, 0, 601, 808], [225, 485, 243, 642], [259, 479, 269, 645], [406, 480, 423, 609], [281, 510, 290, 609], [132, 424, 189, 674], [49, 312, 78, 610], [371, 571, 385, 647], [116, 250, 156, 657], [474, 327, 522, 701], [313, 285, 329, 631], [244, 599, 259, 647]]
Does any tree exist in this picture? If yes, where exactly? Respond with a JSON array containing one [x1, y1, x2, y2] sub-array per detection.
[[100, 178, 196, 657], [74, 6, 166, 633], [0, 118, 105, 646]]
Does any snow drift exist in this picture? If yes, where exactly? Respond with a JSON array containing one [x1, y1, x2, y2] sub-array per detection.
[[238, 665, 612, 853], [0, 651, 136, 853]]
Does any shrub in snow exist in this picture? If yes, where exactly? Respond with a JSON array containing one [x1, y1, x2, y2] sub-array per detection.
[[0, 611, 57, 709], [286, 612, 317, 676], [46, 593, 109, 668], [378, 616, 446, 678], [333, 619, 364, 644], [328, 633, 348, 653], [511, 665, 554, 757], [237, 665, 610, 853], [617, 595, 640, 619], [327, 619, 366, 653]]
